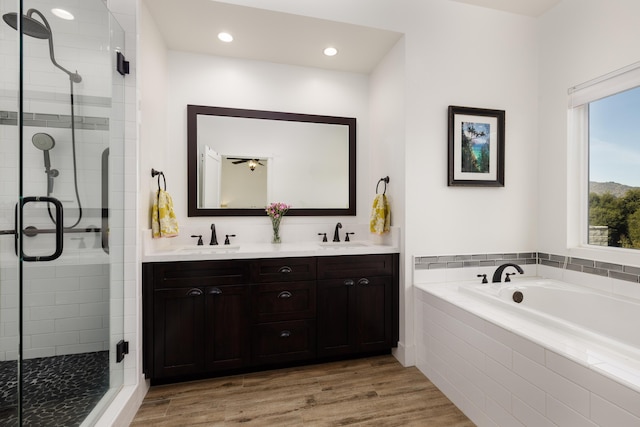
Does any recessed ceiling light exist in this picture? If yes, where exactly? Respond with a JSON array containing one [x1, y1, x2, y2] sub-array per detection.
[[51, 8, 74, 20], [218, 32, 233, 43], [323, 47, 338, 57]]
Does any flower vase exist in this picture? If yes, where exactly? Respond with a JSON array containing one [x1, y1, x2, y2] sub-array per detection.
[[271, 218, 282, 244]]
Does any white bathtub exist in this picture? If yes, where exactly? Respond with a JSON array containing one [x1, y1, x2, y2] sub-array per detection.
[[460, 279, 640, 358], [414, 278, 640, 426]]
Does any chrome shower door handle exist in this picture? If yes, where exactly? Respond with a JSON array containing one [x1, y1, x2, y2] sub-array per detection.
[[18, 196, 64, 262]]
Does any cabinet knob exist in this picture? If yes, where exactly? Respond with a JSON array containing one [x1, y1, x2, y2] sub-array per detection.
[[279, 330, 291, 338], [278, 291, 292, 299], [358, 278, 370, 286], [278, 266, 292, 274], [186, 288, 203, 296], [344, 279, 355, 286], [209, 287, 222, 295]]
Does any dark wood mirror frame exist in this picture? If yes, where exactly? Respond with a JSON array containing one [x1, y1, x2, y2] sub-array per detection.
[[187, 105, 357, 216]]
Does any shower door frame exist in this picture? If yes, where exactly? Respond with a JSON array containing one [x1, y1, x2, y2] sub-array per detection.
[[0, 0, 127, 424]]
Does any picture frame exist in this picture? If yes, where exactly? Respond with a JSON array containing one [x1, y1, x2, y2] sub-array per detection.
[[448, 105, 505, 187]]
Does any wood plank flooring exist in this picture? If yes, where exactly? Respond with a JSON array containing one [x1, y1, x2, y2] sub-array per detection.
[[131, 355, 475, 426]]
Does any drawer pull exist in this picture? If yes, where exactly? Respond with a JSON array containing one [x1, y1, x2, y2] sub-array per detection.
[[278, 291, 292, 299], [209, 287, 222, 295], [279, 330, 291, 338], [358, 278, 370, 286], [278, 266, 292, 274], [186, 288, 203, 296], [344, 279, 355, 286]]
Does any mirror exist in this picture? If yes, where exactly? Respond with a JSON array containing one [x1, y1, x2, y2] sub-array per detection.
[[187, 105, 356, 216]]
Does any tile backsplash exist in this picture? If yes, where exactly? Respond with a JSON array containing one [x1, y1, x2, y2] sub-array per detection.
[[415, 251, 640, 284]]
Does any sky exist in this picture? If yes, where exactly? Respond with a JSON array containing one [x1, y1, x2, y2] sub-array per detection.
[[589, 85, 640, 187]]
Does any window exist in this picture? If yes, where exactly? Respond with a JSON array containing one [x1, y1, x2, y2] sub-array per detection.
[[571, 65, 640, 250]]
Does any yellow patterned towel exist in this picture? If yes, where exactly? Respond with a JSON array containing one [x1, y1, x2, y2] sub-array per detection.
[[369, 194, 390, 234], [152, 189, 179, 238]]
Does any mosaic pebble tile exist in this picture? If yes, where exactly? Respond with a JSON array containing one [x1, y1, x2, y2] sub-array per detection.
[[0, 351, 108, 426]]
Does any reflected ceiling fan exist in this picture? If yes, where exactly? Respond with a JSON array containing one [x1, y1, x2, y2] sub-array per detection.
[[227, 157, 265, 171]]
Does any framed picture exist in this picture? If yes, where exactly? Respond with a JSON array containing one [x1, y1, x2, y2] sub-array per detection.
[[448, 105, 505, 187]]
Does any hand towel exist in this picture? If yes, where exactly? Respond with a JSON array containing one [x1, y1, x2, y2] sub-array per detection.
[[369, 193, 391, 235], [152, 189, 179, 238]]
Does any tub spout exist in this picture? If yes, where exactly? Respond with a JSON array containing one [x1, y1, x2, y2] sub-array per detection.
[[492, 263, 524, 283]]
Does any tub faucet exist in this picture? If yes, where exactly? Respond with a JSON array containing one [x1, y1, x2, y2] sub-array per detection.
[[333, 222, 342, 242], [492, 263, 524, 283]]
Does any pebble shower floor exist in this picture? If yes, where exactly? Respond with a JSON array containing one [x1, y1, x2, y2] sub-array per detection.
[[0, 351, 108, 426]]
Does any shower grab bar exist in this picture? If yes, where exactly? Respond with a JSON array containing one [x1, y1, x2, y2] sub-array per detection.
[[0, 226, 101, 236]]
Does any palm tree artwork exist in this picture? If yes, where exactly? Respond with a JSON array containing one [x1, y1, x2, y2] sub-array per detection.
[[461, 121, 490, 173]]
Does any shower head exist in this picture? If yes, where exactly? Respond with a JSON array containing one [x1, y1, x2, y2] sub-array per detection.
[[32, 133, 59, 194], [32, 133, 55, 169], [32, 132, 55, 151], [2, 9, 82, 83], [2, 12, 50, 39]]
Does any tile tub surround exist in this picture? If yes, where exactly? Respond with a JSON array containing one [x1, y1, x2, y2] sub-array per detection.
[[414, 283, 640, 427]]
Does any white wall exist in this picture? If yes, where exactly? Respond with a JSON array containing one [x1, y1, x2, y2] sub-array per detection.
[[538, 0, 640, 267], [140, 2, 168, 230]]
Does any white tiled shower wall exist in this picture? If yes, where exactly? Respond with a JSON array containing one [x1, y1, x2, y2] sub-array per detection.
[[0, 0, 123, 361]]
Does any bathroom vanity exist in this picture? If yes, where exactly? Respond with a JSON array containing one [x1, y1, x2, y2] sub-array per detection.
[[142, 247, 399, 382]]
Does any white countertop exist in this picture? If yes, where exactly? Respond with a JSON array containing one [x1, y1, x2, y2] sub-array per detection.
[[142, 240, 399, 262]]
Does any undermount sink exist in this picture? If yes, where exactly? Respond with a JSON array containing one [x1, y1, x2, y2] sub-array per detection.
[[172, 245, 240, 254], [318, 241, 368, 249]]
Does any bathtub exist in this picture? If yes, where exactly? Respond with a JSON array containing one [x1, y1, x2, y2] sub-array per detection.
[[414, 278, 640, 426], [460, 279, 640, 358]]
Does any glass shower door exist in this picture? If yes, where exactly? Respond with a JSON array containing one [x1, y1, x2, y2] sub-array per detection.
[[0, 0, 125, 424]]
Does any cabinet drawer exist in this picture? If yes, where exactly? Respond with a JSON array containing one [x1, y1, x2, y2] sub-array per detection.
[[317, 254, 393, 279], [251, 257, 316, 283], [153, 260, 249, 289], [252, 281, 316, 323], [252, 320, 316, 365]]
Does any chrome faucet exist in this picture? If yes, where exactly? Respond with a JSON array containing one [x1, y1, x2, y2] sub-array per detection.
[[332, 222, 342, 242], [491, 263, 524, 283], [209, 223, 218, 245]]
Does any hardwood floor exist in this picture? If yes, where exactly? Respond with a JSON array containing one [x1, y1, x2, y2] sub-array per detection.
[[131, 355, 475, 426]]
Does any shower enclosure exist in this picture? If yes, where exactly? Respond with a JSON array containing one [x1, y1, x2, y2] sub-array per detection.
[[0, 0, 126, 424]]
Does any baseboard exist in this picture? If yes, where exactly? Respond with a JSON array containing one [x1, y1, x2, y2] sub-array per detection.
[[392, 341, 415, 367]]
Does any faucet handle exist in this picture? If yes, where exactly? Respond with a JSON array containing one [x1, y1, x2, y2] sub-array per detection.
[[345, 232, 355, 242], [224, 234, 236, 245], [191, 235, 203, 246], [505, 272, 516, 282], [318, 232, 328, 242], [477, 274, 488, 284]]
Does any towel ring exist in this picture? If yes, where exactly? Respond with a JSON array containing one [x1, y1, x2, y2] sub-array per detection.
[[376, 176, 390, 195], [151, 168, 166, 191]]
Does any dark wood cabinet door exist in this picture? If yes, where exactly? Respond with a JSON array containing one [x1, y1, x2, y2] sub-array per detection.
[[355, 276, 393, 352], [153, 287, 205, 378], [317, 278, 357, 357], [251, 319, 316, 365], [204, 284, 250, 371], [252, 281, 316, 323]]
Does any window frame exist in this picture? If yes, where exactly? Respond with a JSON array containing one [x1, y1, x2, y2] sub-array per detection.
[[567, 62, 640, 263]]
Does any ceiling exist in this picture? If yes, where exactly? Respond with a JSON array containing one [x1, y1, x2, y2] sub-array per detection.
[[450, 0, 562, 17], [144, 0, 403, 74], [144, 0, 561, 74]]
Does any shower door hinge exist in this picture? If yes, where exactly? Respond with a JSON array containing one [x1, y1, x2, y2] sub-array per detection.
[[116, 51, 130, 76], [116, 339, 129, 363]]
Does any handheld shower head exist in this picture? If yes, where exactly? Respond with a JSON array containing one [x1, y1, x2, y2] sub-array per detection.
[[2, 9, 82, 83], [32, 133, 58, 194]]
